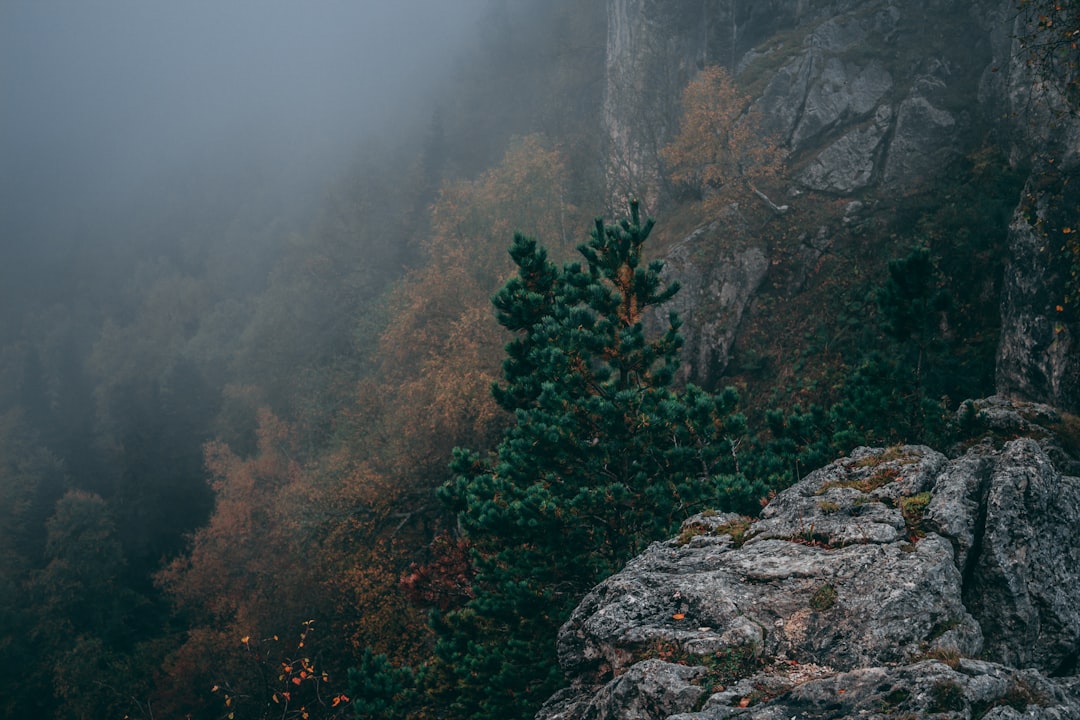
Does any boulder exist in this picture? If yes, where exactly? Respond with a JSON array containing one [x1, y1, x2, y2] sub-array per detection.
[[536, 399, 1080, 720], [790, 59, 893, 150], [881, 90, 959, 189]]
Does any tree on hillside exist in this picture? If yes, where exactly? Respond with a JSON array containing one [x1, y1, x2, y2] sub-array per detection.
[[661, 66, 784, 215], [371, 135, 579, 489], [425, 202, 764, 720], [755, 246, 955, 487], [23, 490, 160, 720]]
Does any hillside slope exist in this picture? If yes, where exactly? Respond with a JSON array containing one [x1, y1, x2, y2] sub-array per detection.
[[605, 0, 1078, 417]]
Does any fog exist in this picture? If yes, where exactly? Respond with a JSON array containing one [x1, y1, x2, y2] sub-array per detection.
[[0, 0, 487, 275]]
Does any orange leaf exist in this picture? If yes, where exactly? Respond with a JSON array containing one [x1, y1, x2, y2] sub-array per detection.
[[738, 697, 751, 707], [292, 677, 302, 686], [672, 613, 686, 620]]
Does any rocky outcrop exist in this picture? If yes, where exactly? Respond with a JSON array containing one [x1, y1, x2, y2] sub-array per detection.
[[536, 398, 1080, 720], [604, 0, 1080, 424], [796, 104, 892, 194], [650, 213, 768, 386], [603, 1, 827, 208], [755, 1, 985, 194]]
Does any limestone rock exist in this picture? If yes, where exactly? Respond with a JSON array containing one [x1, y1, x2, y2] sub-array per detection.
[[535, 399, 1080, 720], [947, 439, 1080, 673], [650, 215, 768, 386], [881, 91, 959, 189], [670, 660, 1080, 720], [797, 104, 891, 193], [791, 59, 893, 150], [758, 13, 894, 151], [995, 167, 1080, 415]]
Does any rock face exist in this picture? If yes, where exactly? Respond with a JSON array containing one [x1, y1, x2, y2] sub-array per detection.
[[986, 2, 1080, 415], [755, 2, 984, 194], [604, 0, 995, 199], [604, 0, 1080, 421], [604, 0, 822, 208], [996, 176, 1080, 414], [650, 214, 768, 386], [535, 398, 1080, 720]]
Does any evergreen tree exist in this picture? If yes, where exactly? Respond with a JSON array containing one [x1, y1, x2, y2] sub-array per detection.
[[754, 246, 954, 489], [432, 202, 763, 720]]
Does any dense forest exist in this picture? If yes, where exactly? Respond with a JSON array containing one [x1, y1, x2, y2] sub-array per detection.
[[1, 1, 1077, 719]]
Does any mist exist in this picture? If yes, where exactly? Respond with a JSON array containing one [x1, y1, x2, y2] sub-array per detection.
[[0, 3, 613, 715], [0, 0, 487, 282]]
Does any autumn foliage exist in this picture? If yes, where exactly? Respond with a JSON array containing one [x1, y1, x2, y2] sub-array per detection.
[[140, 135, 583, 718], [660, 66, 784, 214]]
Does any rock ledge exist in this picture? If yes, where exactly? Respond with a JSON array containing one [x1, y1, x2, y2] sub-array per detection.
[[536, 399, 1080, 719]]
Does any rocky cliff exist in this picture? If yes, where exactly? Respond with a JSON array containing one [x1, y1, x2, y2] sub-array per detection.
[[535, 398, 1080, 719], [581, 3, 1080, 714], [613, 0, 1079, 411]]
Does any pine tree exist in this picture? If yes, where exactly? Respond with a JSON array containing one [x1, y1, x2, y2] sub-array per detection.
[[433, 202, 763, 720], [754, 246, 954, 489]]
